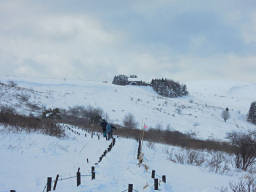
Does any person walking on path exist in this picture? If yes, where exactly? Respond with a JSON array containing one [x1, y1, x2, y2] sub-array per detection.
[[106, 123, 117, 140], [106, 123, 112, 140], [100, 119, 107, 138]]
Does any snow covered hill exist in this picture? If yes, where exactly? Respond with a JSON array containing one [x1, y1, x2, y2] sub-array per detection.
[[0, 77, 255, 192], [0, 77, 255, 141]]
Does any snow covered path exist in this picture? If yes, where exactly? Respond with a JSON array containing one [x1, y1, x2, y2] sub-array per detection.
[[0, 124, 241, 192]]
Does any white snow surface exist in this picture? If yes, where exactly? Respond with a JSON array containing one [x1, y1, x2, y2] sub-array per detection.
[[0, 77, 255, 141], [0, 77, 255, 191], [0, 125, 240, 192]]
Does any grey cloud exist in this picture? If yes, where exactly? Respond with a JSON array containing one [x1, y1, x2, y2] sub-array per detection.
[[0, 0, 255, 82]]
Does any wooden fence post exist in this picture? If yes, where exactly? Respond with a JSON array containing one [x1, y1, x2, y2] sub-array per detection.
[[77, 168, 81, 186], [91, 166, 95, 180], [92, 171, 95, 180], [128, 184, 133, 192], [151, 170, 155, 178], [137, 139, 141, 159], [162, 175, 166, 183], [53, 174, 59, 190], [154, 179, 158, 190], [47, 177, 52, 192]]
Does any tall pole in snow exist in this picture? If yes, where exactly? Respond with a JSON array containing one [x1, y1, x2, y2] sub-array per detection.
[[141, 121, 147, 148], [138, 121, 147, 164]]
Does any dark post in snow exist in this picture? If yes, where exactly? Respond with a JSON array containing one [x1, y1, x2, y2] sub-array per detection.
[[91, 166, 95, 180], [53, 174, 59, 190], [47, 177, 52, 192], [162, 175, 166, 183], [154, 179, 159, 190], [151, 170, 155, 178], [77, 168, 81, 186], [128, 184, 133, 192], [137, 139, 142, 159], [92, 171, 95, 180], [10, 190, 16, 192]]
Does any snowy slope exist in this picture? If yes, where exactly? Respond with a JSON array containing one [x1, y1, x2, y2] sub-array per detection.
[[0, 125, 240, 192], [0, 78, 255, 192], [1, 77, 255, 141]]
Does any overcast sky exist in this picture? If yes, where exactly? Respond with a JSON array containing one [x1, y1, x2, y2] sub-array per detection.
[[0, 0, 256, 82]]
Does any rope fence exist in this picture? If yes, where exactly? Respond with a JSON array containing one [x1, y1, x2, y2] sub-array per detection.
[[10, 124, 168, 192]]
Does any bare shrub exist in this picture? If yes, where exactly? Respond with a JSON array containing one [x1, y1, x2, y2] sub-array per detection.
[[17, 94, 30, 102], [65, 105, 103, 125], [7, 80, 17, 87], [0, 105, 16, 114], [186, 130, 197, 138], [42, 108, 61, 120], [207, 152, 231, 174], [227, 132, 256, 170], [229, 174, 256, 192], [0, 106, 64, 137], [146, 141, 155, 150], [59, 105, 103, 128], [166, 147, 233, 175], [229, 181, 247, 192], [114, 126, 141, 140], [86, 106, 103, 125], [194, 154, 206, 167], [66, 106, 88, 118], [175, 153, 185, 164], [26, 102, 41, 112], [167, 149, 176, 163], [184, 149, 205, 166], [66, 106, 81, 117], [123, 113, 138, 129], [208, 152, 224, 173]]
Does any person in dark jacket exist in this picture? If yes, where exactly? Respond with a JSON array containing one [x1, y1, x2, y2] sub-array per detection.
[[100, 119, 107, 138], [106, 123, 117, 140], [106, 123, 111, 140]]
